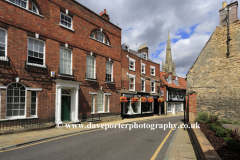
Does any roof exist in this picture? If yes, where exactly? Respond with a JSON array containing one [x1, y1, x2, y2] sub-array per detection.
[[160, 72, 186, 90], [128, 49, 157, 64]]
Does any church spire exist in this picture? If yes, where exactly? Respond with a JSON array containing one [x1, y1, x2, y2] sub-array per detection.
[[162, 31, 176, 75]]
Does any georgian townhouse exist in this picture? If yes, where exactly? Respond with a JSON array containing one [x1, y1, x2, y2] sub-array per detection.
[[121, 44, 161, 118], [160, 72, 186, 116], [0, 0, 121, 124]]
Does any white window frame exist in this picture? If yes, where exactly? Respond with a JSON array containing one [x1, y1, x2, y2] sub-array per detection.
[[129, 74, 136, 91], [7, 0, 28, 9], [59, 47, 73, 75], [27, 37, 46, 68], [106, 61, 113, 82], [106, 95, 110, 112], [30, 91, 38, 117], [141, 63, 146, 74], [86, 55, 96, 79], [151, 80, 155, 93], [141, 78, 145, 92], [32, 2, 39, 14], [129, 57, 136, 71], [0, 27, 8, 61], [161, 90, 164, 96], [150, 66, 156, 76], [91, 94, 95, 113], [5, 0, 42, 17], [167, 103, 173, 112], [6, 83, 26, 119], [97, 90, 104, 113], [59, 12, 73, 30], [143, 53, 147, 60], [97, 31, 104, 43]]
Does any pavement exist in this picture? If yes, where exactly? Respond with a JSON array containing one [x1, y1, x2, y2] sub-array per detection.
[[164, 124, 199, 160], [0, 115, 199, 160]]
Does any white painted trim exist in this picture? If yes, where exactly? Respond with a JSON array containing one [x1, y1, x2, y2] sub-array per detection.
[[151, 80, 155, 93], [89, 37, 111, 47], [59, 23, 75, 31], [86, 55, 96, 79], [105, 93, 111, 95], [0, 86, 7, 89], [59, 47, 73, 75], [128, 74, 136, 78], [129, 57, 136, 71], [5, 0, 43, 17], [150, 66, 156, 76], [60, 12, 73, 30], [141, 79, 145, 92], [26, 87, 42, 91], [141, 63, 146, 74], [0, 27, 7, 58], [89, 92, 97, 95], [0, 117, 39, 121], [30, 91, 38, 117]]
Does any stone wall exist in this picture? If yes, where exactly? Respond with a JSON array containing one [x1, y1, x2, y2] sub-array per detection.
[[187, 21, 240, 121]]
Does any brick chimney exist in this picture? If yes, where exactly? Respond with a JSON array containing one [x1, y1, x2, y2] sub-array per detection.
[[138, 44, 148, 57], [100, 9, 110, 21], [219, 1, 238, 27]]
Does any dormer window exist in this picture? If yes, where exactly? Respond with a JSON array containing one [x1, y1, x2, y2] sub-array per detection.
[[143, 53, 147, 60], [90, 30, 110, 45], [32, 2, 39, 14], [173, 77, 179, 86], [166, 75, 172, 84]]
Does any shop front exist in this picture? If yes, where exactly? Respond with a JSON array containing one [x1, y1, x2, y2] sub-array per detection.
[[121, 92, 159, 118]]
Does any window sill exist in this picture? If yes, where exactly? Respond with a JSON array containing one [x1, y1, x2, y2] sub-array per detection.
[[129, 90, 135, 92], [58, 74, 74, 79], [151, 75, 156, 77], [142, 111, 154, 114], [59, 23, 75, 32], [89, 37, 111, 47], [105, 81, 114, 84], [26, 62, 47, 68], [5, 0, 43, 18], [1, 116, 39, 121], [91, 112, 110, 114], [85, 78, 97, 82], [129, 68, 135, 71], [142, 73, 146, 75], [0, 56, 9, 61]]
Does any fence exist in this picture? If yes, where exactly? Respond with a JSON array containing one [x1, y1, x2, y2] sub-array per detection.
[[79, 113, 122, 122], [0, 116, 55, 135]]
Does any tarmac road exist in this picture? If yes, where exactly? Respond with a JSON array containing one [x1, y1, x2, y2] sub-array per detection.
[[0, 116, 183, 160]]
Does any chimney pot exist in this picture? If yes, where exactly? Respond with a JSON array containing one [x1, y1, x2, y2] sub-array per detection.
[[104, 9, 106, 14], [223, 1, 227, 8]]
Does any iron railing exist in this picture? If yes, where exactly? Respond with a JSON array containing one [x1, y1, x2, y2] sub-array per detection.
[[0, 116, 55, 134], [79, 113, 121, 122]]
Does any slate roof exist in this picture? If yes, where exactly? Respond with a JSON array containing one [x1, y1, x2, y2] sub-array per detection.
[[160, 72, 186, 90]]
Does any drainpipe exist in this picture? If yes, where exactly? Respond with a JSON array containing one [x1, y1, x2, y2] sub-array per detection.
[[226, 7, 231, 58]]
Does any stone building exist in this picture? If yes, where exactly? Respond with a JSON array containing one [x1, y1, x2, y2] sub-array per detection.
[[162, 32, 176, 76], [121, 44, 161, 118], [186, 1, 240, 121], [0, 0, 121, 123]]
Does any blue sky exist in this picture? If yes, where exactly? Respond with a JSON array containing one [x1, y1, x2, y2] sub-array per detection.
[[78, 0, 238, 78]]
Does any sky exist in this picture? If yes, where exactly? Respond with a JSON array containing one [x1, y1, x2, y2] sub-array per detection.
[[77, 0, 238, 78]]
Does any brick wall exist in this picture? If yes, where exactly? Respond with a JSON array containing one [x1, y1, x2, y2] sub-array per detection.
[[121, 50, 160, 93], [185, 93, 197, 122], [187, 20, 240, 121], [0, 0, 121, 119]]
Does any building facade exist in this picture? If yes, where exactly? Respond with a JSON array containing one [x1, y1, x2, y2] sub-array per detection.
[[160, 72, 186, 115], [121, 44, 161, 118], [162, 32, 176, 76], [0, 0, 121, 123], [186, 1, 240, 121]]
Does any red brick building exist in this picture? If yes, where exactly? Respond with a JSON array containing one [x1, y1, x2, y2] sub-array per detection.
[[121, 44, 161, 118], [0, 0, 121, 123], [160, 72, 186, 115]]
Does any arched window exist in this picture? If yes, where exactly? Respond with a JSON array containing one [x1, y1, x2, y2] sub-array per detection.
[[6, 83, 26, 117], [97, 90, 104, 112], [32, 2, 39, 14], [90, 30, 110, 45]]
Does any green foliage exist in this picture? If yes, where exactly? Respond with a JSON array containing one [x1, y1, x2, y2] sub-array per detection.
[[208, 124, 220, 132], [216, 129, 226, 137], [196, 112, 208, 123], [232, 121, 240, 125], [220, 119, 232, 124], [209, 114, 218, 123]]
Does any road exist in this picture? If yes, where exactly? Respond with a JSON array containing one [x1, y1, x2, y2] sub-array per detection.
[[0, 116, 183, 160]]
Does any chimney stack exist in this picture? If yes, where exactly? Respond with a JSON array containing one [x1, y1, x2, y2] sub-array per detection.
[[99, 9, 110, 21], [219, 1, 238, 27], [138, 44, 148, 57]]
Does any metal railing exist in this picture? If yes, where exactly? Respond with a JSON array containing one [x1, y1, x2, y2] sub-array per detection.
[[79, 113, 121, 122], [0, 116, 55, 134]]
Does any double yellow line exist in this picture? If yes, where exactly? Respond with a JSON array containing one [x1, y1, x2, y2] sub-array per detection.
[[150, 122, 180, 160]]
